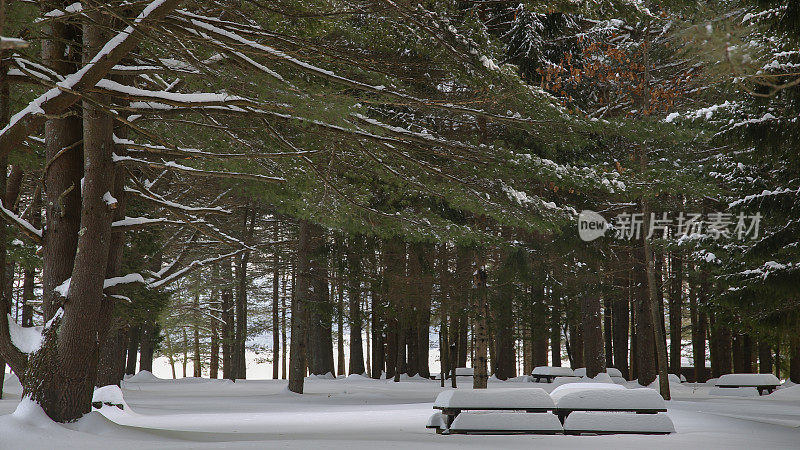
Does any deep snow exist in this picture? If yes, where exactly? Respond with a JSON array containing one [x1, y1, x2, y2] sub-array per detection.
[[2, 371, 800, 449]]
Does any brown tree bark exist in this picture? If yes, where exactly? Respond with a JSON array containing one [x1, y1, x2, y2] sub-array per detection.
[[21, 14, 117, 421], [347, 236, 365, 375], [272, 219, 281, 379], [473, 250, 489, 389], [582, 286, 606, 378], [612, 260, 630, 379], [288, 220, 322, 393], [233, 205, 255, 379], [550, 286, 562, 367], [125, 325, 140, 375], [634, 246, 657, 386], [759, 341, 773, 374], [221, 260, 234, 380], [668, 252, 683, 375]]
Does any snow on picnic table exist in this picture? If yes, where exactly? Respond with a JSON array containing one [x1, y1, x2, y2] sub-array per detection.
[[3, 373, 800, 449]]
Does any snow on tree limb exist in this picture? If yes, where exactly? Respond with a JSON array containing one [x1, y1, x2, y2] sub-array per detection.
[[147, 249, 247, 289], [177, 11, 550, 126], [0, 0, 183, 158], [113, 154, 286, 183], [0, 199, 43, 243]]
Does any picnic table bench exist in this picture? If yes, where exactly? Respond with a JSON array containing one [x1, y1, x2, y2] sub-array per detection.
[[429, 388, 556, 434], [715, 373, 781, 395]]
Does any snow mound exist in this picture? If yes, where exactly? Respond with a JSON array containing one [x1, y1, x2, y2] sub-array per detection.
[[549, 376, 581, 387], [426, 412, 446, 429], [92, 385, 129, 410], [506, 375, 531, 382], [706, 377, 719, 386], [767, 385, 800, 401], [449, 411, 563, 433], [581, 373, 614, 384], [434, 388, 554, 410], [532, 366, 574, 377], [554, 387, 665, 411], [307, 372, 337, 380], [12, 398, 59, 429], [644, 374, 682, 387], [126, 370, 161, 383], [709, 387, 759, 397], [574, 367, 623, 378], [564, 411, 674, 434], [611, 376, 628, 385], [343, 373, 371, 382], [716, 373, 780, 387]]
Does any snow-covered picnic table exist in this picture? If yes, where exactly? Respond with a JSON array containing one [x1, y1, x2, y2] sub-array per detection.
[[430, 388, 555, 432], [530, 366, 574, 383], [715, 374, 781, 395], [550, 383, 667, 423]]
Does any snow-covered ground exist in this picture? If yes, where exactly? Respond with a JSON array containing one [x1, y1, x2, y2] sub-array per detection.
[[2, 372, 800, 449]]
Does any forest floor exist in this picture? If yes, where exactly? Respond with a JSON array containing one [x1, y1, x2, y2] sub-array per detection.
[[2, 372, 800, 449]]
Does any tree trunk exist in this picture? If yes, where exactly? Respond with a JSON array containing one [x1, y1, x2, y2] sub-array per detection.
[[193, 293, 201, 377], [125, 326, 140, 375], [550, 287, 562, 367], [612, 260, 630, 379], [221, 260, 234, 380], [347, 236, 365, 375], [668, 252, 683, 375], [139, 321, 157, 373], [642, 207, 670, 399], [759, 341, 773, 374], [604, 295, 613, 369], [21, 15, 116, 421], [473, 250, 489, 389], [95, 327, 127, 387], [272, 219, 281, 379], [582, 285, 605, 378], [288, 220, 323, 393], [634, 246, 657, 386], [790, 337, 800, 384], [307, 225, 333, 376], [233, 206, 255, 380]]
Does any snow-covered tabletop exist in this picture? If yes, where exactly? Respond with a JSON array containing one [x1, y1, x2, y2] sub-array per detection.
[[433, 388, 555, 411], [715, 374, 781, 394]]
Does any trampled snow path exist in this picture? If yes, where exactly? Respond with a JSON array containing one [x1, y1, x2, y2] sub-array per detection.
[[2, 374, 800, 449]]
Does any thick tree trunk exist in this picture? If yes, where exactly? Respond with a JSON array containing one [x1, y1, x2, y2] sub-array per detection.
[[473, 250, 489, 389], [668, 252, 683, 375], [347, 236, 365, 375], [221, 260, 234, 380], [288, 220, 323, 393], [96, 328, 127, 387], [193, 294, 201, 377], [414, 243, 433, 379], [306, 224, 332, 376], [210, 312, 219, 379], [604, 295, 613, 369], [642, 207, 670, 399], [337, 282, 345, 376], [790, 338, 800, 384], [759, 341, 773, 374], [370, 278, 384, 379], [21, 15, 116, 421], [233, 206, 255, 380], [125, 325, 140, 375], [612, 262, 630, 379], [139, 321, 157, 373], [272, 220, 281, 379], [634, 246, 657, 386], [582, 287, 605, 378], [550, 288, 562, 367]]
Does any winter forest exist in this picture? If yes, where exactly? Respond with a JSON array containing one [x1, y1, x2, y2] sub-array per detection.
[[0, 0, 799, 448]]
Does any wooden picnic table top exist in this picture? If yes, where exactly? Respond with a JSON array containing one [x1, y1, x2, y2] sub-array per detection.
[[716, 383, 779, 388]]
